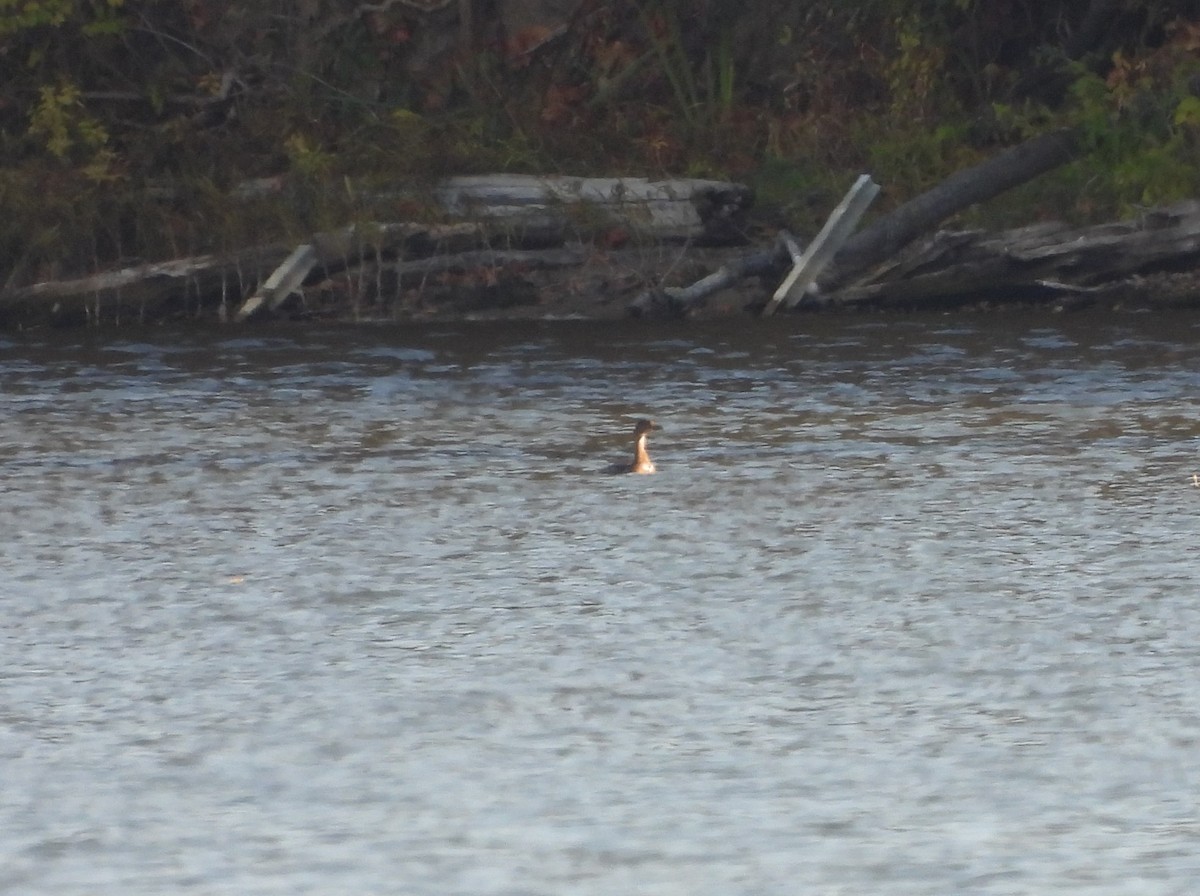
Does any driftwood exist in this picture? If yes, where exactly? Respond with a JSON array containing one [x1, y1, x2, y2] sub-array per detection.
[[5, 154, 1199, 326], [831, 199, 1200, 307], [0, 221, 489, 327], [436, 174, 752, 245], [629, 128, 1096, 318], [234, 222, 483, 321], [630, 199, 1200, 317], [821, 128, 1082, 291], [1, 175, 751, 327], [630, 130, 1084, 318], [628, 241, 787, 318], [0, 247, 291, 328]]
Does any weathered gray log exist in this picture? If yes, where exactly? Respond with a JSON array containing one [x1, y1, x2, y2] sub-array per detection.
[[820, 128, 1082, 291], [628, 237, 790, 318], [1, 171, 753, 326], [831, 199, 1200, 307], [436, 174, 751, 244], [0, 247, 290, 328], [630, 131, 1082, 318], [152, 174, 751, 246], [234, 222, 485, 321], [1, 222, 487, 327]]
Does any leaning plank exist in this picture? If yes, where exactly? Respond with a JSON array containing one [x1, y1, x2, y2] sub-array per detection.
[[436, 175, 751, 244], [761, 174, 879, 316], [236, 244, 318, 321]]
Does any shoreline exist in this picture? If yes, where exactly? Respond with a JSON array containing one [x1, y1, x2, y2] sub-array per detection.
[[3, 236, 1199, 332]]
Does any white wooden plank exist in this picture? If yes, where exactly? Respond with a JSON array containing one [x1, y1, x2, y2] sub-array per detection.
[[761, 175, 880, 316]]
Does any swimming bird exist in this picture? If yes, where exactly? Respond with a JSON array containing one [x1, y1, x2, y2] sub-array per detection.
[[609, 419, 658, 474]]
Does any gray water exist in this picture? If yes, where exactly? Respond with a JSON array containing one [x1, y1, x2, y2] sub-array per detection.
[[2, 312, 1199, 895]]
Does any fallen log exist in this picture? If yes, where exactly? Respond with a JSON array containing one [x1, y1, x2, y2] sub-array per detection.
[[820, 128, 1082, 292], [2, 174, 751, 327], [628, 238, 788, 318], [0, 222, 487, 328], [629, 198, 1200, 317], [234, 222, 483, 321], [143, 174, 752, 247], [630, 128, 1087, 318], [0, 247, 290, 328], [353, 246, 593, 317], [628, 171, 881, 319], [830, 199, 1200, 308], [436, 174, 752, 245]]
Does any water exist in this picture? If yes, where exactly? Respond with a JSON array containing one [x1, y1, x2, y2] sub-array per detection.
[[2, 311, 1199, 895]]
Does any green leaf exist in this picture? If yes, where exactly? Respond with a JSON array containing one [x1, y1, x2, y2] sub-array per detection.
[[1173, 95, 1200, 127]]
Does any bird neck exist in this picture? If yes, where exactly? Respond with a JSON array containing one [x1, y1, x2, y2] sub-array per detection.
[[631, 434, 655, 473]]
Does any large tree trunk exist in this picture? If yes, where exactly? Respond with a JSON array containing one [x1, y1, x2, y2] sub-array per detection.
[[820, 128, 1082, 291]]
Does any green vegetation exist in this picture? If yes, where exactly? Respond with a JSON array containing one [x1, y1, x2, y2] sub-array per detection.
[[1, 0, 1198, 285]]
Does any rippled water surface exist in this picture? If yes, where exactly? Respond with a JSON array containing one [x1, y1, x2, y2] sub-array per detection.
[[2, 312, 1199, 895]]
